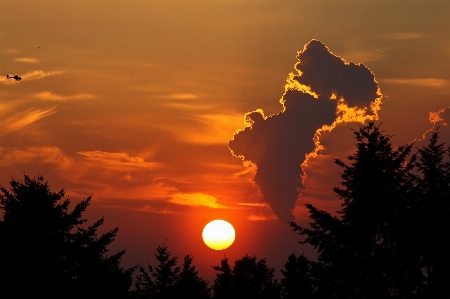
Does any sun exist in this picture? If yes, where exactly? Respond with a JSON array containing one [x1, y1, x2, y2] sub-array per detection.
[[202, 220, 235, 250]]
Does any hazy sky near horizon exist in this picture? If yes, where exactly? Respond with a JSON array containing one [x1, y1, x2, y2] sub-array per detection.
[[1, 0, 450, 282]]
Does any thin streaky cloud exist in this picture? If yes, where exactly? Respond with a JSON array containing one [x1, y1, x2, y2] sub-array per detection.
[[77, 150, 160, 170], [203, 162, 246, 170], [341, 49, 386, 63], [237, 202, 269, 207], [14, 58, 38, 63], [0, 102, 15, 114], [171, 113, 243, 144], [35, 91, 95, 101], [104, 205, 178, 215], [22, 70, 63, 80], [381, 78, 448, 87], [169, 193, 228, 209], [248, 214, 278, 221], [0, 70, 63, 85], [383, 32, 423, 39], [0, 146, 72, 168], [95, 181, 180, 202], [136, 205, 178, 214], [5, 48, 18, 54], [0, 107, 57, 133], [166, 93, 199, 100], [164, 103, 205, 110]]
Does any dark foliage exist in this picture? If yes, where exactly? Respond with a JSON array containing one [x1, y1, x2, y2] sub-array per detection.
[[213, 255, 281, 299], [0, 174, 134, 298], [289, 122, 450, 298], [412, 131, 450, 298], [176, 254, 212, 299], [134, 244, 211, 299], [281, 254, 315, 299]]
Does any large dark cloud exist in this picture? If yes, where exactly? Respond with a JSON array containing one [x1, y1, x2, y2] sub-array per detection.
[[228, 40, 382, 223], [293, 40, 380, 107]]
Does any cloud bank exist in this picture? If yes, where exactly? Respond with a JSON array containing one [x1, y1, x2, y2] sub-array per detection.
[[228, 40, 382, 223]]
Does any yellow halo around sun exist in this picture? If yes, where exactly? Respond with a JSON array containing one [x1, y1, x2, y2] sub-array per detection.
[[202, 220, 235, 250]]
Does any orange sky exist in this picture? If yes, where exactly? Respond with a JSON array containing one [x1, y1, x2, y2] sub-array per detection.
[[1, 0, 450, 282]]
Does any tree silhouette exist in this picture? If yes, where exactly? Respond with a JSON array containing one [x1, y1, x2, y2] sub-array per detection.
[[0, 174, 134, 298], [213, 255, 281, 299], [174, 254, 212, 299], [291, 122, 424, 298], [281, 254, 315, 299], [413, 131, 450, 298], [134, 244, 211, 299], [211, 257, 234, 299], [135, 244, 179, 298]]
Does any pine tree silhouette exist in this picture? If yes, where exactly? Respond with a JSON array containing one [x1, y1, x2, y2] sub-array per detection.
[[290, 122, 424, 298], [413, 131, 450, 298], [0, 174, 134, 298], [213, 255, 281, 299], [134, 244, 211, 299]]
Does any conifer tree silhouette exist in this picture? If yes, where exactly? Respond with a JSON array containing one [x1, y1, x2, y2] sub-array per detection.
[[134, 244, 211, 299], [0, 174, 134, 298], [174, 254, 212, 299], [213, 255, 281, 299], [211, 257, 234, 299], [290, 122, 424, 298], [413, 131, 450, 298], [281, 254, 315, 299]]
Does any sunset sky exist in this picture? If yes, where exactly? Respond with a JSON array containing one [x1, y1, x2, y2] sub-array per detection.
[[1, 0, 450, 282]]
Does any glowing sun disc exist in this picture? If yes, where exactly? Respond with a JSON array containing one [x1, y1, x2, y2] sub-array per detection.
[[202, 220, 235, 250]]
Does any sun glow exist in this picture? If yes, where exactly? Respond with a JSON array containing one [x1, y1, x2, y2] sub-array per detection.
[[202, 220, 235, 250]]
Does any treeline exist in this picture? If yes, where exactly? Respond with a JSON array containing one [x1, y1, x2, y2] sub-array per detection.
[[0, 122, 449, 298]]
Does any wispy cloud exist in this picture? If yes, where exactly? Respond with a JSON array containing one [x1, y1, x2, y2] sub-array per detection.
[[0, 107, 57, 133], [93, 180, 180, 202], [381, 78, 448, 87], [429, 107, 450, 125], [237, 202, 269, 207], [0, 146, 72, 168], [166, 93, 199, 100], [0, 102, 15, 115], [383, 32, 423, 39], [248, 214, 278, 221], [22, 70, 63, 80], [173, 113, 243, 144], [0, 70, 62, 85], [14, 57, 38, 63], [104, 204, 178, 214], [169, 192, 228, 208], [420, 107, 450, 142], [5, 48, 18, 54], [136, 205, 178, 214], [35, 91, 95, 101], [238, 202, 278, 220], [164, 103, 213, 110], [341, 49, 386, 63], [77, 150, 160, 171]]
